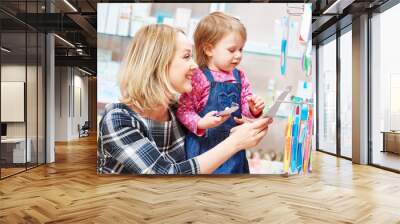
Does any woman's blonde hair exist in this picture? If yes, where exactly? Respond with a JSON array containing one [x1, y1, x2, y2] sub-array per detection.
[[194, 12, 247, 69], [119, 24, 182, 111]]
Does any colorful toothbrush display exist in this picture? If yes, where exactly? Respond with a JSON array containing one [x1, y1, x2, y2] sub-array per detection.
[[283, 98, 313, 174]]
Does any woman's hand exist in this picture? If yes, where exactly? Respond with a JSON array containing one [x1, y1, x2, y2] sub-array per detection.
[[195, 117, 272, 174], [228, 117, 273, 150], [233, 116, 255, 125], [197, 111, 230, 130]]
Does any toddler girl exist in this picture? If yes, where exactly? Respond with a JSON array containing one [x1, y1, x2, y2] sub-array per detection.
[[177, 12, 265, 174]]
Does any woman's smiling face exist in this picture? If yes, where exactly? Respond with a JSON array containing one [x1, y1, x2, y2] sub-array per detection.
[[168, 32, 198, 94]]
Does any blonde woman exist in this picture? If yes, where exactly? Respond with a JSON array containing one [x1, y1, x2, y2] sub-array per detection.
[[98, 24, 272, 174]]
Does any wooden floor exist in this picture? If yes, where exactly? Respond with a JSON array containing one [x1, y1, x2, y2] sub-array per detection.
[[0, 135, 400, 223], [1, 163, 45, 178], [1, 167, 26, 178]]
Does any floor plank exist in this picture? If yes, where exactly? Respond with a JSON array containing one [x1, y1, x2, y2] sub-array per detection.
[[0, 135, 399, 223]]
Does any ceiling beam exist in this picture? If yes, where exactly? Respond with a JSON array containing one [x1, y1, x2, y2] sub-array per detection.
[[66, 13, 97, 44], [55, 55, 96, 74], [322, 0, 356, 14]]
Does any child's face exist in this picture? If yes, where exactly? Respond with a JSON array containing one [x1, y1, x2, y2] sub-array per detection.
[[168, 32, 198, 94], [207, 32, 244, 73]]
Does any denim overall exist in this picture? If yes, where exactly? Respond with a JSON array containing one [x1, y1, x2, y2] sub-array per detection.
[[185, 68, 249, 174]]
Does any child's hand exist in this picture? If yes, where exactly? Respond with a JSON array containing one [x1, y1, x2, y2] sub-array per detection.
[[247, 95, 265, 117], [197, 111, 230, 130]]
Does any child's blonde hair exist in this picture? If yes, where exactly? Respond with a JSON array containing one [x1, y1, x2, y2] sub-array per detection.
[[119, 24, 182, 111], [194, 12, 247, 69]]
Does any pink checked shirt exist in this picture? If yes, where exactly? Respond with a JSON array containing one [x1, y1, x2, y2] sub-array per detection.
[[177, 68, 260, 136]]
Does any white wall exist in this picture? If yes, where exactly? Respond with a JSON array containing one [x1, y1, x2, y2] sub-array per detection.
[[1, 65, 31, 138], [72, 72, 89, 138], [55, 67, 89, 141], [55, 66, 68, 141]]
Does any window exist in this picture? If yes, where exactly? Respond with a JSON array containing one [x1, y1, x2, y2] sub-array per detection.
[[370, 3, 400, 171], [0, 1, 47, 179], [339, 29, 352, 158], [317, 37, 337, 154]]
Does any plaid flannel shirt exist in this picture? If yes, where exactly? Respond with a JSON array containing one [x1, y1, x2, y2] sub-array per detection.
[[97, 103, 200, 174]]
